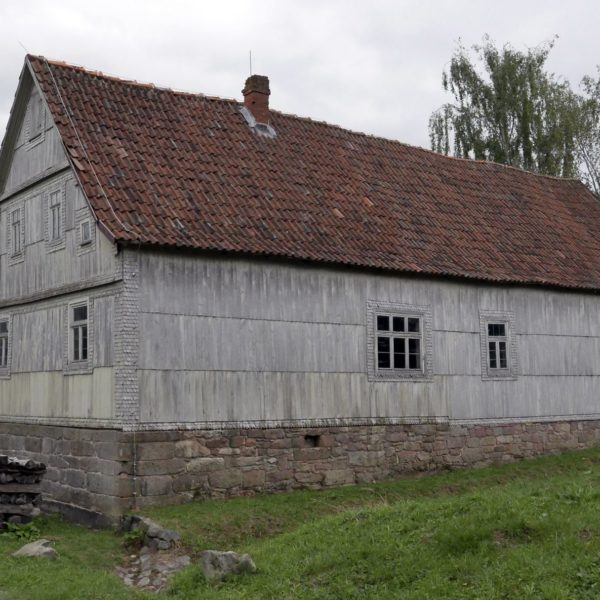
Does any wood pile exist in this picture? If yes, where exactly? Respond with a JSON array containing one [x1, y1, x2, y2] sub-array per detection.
[[0, 455, 46, 527]]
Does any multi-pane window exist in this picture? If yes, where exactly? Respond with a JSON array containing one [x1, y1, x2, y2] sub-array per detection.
[[49, 191, 62, 241], [487, 323, 508, 370], [480, 312, 517, 380], [10, 209, 22, 256], [0, 320, 9, 369], [376, 313, 422, 372], [71, 303, 88, 362]]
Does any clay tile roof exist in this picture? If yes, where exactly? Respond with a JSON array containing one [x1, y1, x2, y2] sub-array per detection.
[[27, 55, 600, 291]]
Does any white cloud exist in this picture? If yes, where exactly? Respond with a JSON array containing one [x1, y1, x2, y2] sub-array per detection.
[[1, 0, 599, 148]]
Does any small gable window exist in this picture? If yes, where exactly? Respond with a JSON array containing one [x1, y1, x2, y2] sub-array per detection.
[[80, 220, 92, 245], [28, 94, 45, 142]]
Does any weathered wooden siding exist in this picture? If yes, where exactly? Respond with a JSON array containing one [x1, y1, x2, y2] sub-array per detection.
[[0, 293, 116, 419], [3, 85, 69, 195], [0, 170, 120, 302], [136, 251, 600, 424]]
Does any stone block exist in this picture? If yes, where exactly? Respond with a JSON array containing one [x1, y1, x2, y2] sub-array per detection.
[[348, 451, 385, 467], [137, 442, 175, 461], [175, 439, 211, 458], [294, 472, 324, 484], [186, 457, 225, 473], [209, 470, 242, 489], [141, 476, 172, 497], [136, 458, 185, 476], [323, 469, 355, 486], [242, 470, 266, 488]]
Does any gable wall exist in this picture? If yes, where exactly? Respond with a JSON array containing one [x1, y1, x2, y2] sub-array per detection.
[[135, 250, 600, 425], [0, 85, 122, 422], [3, 83, 69, 196]]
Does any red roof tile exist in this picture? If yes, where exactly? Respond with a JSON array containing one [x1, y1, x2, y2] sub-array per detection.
[[27, 55, 600, 291]]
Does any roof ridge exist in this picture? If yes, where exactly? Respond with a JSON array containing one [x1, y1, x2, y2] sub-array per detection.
[[27, 54, 239, 104], [29, 54, 586, 186]]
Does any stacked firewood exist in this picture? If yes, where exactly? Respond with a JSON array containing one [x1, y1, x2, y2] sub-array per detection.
[[0, 455, 46, 527]]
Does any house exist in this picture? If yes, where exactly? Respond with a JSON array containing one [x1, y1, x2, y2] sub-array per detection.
[[1, 55, 600, 525]]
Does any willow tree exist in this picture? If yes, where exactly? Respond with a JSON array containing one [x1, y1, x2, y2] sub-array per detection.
[[429, 37, 581, 178], [577, 70, 600, 195]]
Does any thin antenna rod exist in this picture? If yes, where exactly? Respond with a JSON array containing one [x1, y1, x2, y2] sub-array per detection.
[[249, 50, 252, 75], [18, 40, 29, 53]]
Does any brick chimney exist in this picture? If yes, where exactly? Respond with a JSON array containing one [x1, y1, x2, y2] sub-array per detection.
[[242, 75, 270, 124]]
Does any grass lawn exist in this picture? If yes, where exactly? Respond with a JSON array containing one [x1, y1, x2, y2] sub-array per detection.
[[2, 449, 600, 598]]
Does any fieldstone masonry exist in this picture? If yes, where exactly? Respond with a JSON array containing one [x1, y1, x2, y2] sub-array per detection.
[[1, 419, 600, 521]]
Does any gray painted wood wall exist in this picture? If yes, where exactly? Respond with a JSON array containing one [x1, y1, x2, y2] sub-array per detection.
[[136, 251, 600, 425], [0, 85, 119, 421]]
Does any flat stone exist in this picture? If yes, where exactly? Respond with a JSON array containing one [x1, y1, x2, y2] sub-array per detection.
[[12, 539, 57, 560], [199, 550, 257, 580]]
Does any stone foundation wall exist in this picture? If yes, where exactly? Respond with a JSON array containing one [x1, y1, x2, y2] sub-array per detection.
[[2, 419, 600, 519], [129, 419, 600, 508], [0, 423, 132, 525]]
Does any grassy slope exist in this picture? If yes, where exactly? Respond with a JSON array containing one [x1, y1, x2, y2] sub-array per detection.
[[2, 449, 600, 599]]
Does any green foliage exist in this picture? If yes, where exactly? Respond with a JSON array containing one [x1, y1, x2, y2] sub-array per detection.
[[577, 69, 600, 195], [4, 450, 600, 599], [430, 36, 588, 179], [122, 528, 145, 549], [0, 521, 41, 543]]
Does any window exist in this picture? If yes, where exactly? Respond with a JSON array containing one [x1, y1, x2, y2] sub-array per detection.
[[0, 319, 9, 371], [480, 311, 518, 380], [487, 323, 508, 370], [9, 208, 23, 256], [367, 301, 432, 381], [376, 314, 422, 371], [80, 220, 92, 245], [49, 191, 62, 241], [70, 302, 88, 363]]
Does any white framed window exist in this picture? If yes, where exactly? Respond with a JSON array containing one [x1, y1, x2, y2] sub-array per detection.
[[64, 298, 94, 374], [80, 220, 92, 245], [70, 301, 89, 363], [0, 317, 10, 375], [367, 301, 433, 381], [8, 207, 24, 257], [376, 314, 423, 372], [480, 311, 518, 380]]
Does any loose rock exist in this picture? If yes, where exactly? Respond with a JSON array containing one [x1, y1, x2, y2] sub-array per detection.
[[199, 550, 257, 580], [12, 539, 57, 560]]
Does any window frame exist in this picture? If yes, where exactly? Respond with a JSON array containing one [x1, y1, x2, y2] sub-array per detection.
[[367, 300, 433, 382], [79, 219, 92, 245], [0, 315, 11, 378], [27, 93, 46, 146], [64, 298, 93, 374], [7, 205, 24, 260], [45, 185, 66, 251], [480, 310, 518, 380]]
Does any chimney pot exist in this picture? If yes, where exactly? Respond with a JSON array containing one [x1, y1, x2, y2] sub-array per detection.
[[242, 75, 270, 124]]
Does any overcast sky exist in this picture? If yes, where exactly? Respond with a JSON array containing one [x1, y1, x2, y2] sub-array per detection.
[[1, 0, 599, 149]]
